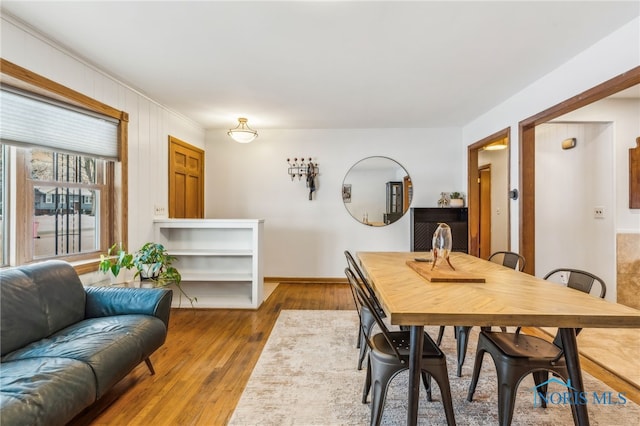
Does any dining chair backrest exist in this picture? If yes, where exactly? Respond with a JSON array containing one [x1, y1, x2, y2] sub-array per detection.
[[344, 251, 363, 317], [488, 251, 526, 272], [543, 268, 607, 299], [344, 250, 385, 316], [544, 268, 607, 352], [345, 267, 402, 360]]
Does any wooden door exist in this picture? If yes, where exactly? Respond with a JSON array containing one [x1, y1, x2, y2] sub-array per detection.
[[169, 136, 204, 218], [479, 166, 492, 259], [403, 176, 413, 212]]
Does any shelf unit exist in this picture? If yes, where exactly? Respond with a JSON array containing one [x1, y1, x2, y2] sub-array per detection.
[[410, 208, 468, 253], [153, 219, 264, 309]]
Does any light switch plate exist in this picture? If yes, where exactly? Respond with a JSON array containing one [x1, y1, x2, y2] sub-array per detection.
[[154, 205, 166, 217]]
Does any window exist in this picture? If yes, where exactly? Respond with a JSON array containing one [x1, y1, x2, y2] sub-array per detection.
[[2, 141, 113, 264], [28, 149, 106, 258], [0, 146, 6, 267], [1, 59, 128, 270]]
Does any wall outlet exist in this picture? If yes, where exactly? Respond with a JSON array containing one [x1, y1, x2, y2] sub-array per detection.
[[559, 272, 569, 284], [593, 206, 605, 219], [154, 205, 166, 217]]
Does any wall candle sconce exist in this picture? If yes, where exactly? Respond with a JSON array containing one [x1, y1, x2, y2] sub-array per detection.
[[287, 157, 319, 200], [561, 137, 577, 150]]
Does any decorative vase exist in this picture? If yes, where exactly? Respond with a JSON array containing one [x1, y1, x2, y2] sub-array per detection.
[[139, 263, 160, 281], [431, 223, 455, 270], [449, 198, 464, 208], [108, 271, 125, 286]]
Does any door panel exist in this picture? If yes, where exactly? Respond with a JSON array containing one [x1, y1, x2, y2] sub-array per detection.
[[186, 175, 200, 218], [479, 167, 492, 259], [169, 136, 204, 218]]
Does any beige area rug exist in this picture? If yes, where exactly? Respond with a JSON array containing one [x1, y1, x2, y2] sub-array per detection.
[[230, 310, 640, 425]]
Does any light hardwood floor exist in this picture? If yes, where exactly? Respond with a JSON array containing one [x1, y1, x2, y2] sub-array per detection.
[[70, 283, 355, 425], [70, 283, 638, 425]]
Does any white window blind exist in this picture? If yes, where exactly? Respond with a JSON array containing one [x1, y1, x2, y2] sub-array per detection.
[[0, 87, 119, 160]]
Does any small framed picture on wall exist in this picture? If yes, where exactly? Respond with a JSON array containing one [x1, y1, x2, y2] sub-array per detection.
[[342, 184, 352, 203]]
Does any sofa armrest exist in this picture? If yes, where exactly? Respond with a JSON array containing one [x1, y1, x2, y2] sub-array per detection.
[[84, 287, 173, 329]]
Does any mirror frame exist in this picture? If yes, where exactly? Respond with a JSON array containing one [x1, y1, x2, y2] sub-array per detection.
[[342, 156, 412, 226]]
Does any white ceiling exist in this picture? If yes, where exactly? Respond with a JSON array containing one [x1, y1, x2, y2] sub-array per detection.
[[2, 1, 639, 130]]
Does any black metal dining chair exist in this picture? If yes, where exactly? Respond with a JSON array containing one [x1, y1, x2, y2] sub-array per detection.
[[543, 268, 606, 298], [488, 251, 526, 272], [345, 268, 456, 426], [436, 251, 526, 377], [466, 268, 606, 426], [344, 250, 386, 370]]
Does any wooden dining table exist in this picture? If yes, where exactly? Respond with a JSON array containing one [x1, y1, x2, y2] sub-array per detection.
[[357, 251, 640, 426]]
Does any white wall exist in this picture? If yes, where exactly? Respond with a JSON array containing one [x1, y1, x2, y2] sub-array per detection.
[[205, 128, 464, 277], [1, 16, 206, 252], [463, 17, 639, 271], [554, 99, 640, 233], [535, 122, 616, 300]]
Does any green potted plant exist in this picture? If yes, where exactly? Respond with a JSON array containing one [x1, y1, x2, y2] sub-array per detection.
[[98, 242, 134, 281], [99, 242, 195, 306], [449, 192, 465, 207], [132, 242, 195, 306]]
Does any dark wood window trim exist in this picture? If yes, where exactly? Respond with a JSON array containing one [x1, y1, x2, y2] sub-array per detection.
[[1, 59, 128, 275]]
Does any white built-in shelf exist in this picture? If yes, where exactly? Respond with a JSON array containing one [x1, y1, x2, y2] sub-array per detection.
[[154, 219, 264, 309], [179, 272, 253, 282], [166, 248, 253, 257]]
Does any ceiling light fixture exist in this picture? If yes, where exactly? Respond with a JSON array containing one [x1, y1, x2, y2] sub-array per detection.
[[483, 139, 508, 151], [228, 117, 258, 143]]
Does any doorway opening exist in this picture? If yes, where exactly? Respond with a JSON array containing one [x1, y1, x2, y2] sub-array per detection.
[[467, 127, 510, 258], [519, 66, 640, 275]]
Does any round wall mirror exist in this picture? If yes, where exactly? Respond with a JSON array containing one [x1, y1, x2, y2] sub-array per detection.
[[342, 156, 412, 226]]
